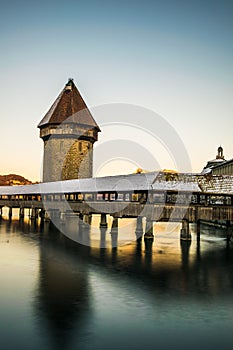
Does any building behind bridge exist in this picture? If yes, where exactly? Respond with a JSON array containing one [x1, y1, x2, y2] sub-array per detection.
[[202, 146, 233, 175]]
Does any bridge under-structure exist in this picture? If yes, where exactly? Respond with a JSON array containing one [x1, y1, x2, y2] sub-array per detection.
[[0, 171, 233, 242]]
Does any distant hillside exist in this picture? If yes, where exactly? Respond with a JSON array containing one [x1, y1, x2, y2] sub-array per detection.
[[0, 174, 33, 186]]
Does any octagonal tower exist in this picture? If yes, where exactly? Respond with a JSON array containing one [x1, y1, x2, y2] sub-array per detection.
[[38, 79, 100, 182]]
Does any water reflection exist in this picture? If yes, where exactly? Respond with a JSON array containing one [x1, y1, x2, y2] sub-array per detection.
[[35, 222, 91, 349], [0, 218, 233, 350]]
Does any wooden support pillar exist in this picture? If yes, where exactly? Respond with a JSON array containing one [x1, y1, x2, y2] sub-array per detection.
[[79, 214, 91, 245], [111, 217, 118, 230], [44, 211, 50, 222], [135, 217, 143, 240], [100, 228, 107, 248], [31, 208, 39, 220], [80, 214, 91, 232], [226, 220, 232, 242], [40, 209, 45, 220], [60, 211, 66, 224], [110, 217, 118, 248], [145, 238, 153, 254], [100, 213, 108, 228], [31, 208, 36, 219], [35, 209, 39, 219], [19, 207, 24, 219], [144, 238, 153, 270], [83, 214, 91, 225], [180, 219, 192, 241], [111, 231, 118, 248], [39, 210, 45, 230], [196, 219, 201, 242], [83, 214, 88, 224], [78, 213, 85, 228], [8, 207, 12, 220], [180, 239, 191, 268], [144, 219, 154, 240]]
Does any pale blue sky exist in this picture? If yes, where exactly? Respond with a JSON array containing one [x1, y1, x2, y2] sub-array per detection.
[[0, 0, 232, 181]]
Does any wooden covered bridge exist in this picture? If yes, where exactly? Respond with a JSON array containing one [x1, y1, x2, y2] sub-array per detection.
[[0, 171, 233, 242]]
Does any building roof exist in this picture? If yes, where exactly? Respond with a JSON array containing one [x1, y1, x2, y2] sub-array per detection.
[[202, 145, 227, 173], [202, 158, 227, 173], [38, 79, 100, 130], [211, 157, 233, 169]]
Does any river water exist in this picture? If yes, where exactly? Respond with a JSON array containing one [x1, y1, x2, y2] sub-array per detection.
[[0, 214, 233, 350]]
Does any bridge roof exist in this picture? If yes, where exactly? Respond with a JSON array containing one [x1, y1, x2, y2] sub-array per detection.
[[0, 172, 233, 196], [0, 172, 200, 195]]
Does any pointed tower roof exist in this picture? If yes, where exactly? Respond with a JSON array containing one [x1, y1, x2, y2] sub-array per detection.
[[38, 79, 100, 130]]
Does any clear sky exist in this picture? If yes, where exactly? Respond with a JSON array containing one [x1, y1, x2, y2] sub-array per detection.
[[0, 0, 232, 181]]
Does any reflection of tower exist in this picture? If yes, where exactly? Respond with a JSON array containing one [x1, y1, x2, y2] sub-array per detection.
[[36, 224, 91, 349], [38, 79, 100, 182]]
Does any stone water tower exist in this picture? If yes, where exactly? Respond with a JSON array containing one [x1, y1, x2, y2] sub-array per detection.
[[38, 79, 100, 182]]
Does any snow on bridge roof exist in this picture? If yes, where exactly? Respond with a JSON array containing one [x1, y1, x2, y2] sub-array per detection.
[[0, 172, 157, 195], [0, 172, 233, 196]]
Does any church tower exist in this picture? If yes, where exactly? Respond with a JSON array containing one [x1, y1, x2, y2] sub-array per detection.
[[38, 79, 100, 182]]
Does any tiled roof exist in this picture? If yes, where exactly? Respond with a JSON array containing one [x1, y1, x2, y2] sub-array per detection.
[[38, 79, 100, 130]]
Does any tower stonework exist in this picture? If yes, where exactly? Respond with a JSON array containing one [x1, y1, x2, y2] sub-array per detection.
[[38, 79, 100, 182]]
